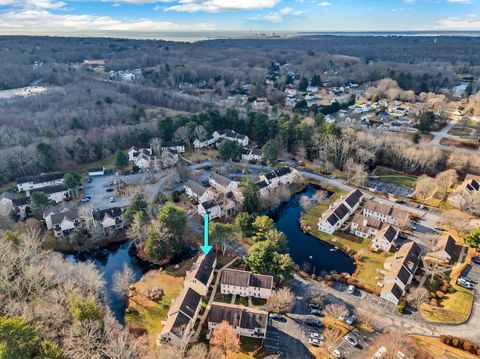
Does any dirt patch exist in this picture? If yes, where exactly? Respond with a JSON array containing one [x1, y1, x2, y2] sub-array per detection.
[[440, 137, 479, 150]]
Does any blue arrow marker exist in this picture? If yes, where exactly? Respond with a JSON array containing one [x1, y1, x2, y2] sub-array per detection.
[[200, 213, 213, 255]]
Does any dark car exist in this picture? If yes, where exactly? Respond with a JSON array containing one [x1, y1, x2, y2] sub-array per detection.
[[473, 257, 480, 265], [106, 188, 114, 192], [305, 319, 323, 328]]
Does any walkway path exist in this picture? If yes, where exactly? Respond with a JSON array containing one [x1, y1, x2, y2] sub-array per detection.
[[191, 256, 239, 340]]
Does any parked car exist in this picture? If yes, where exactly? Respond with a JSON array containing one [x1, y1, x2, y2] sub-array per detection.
[[457, 278, 475, 290], [338, 315, 347, 322], [106, 188, 114, 192], [269, 313, 283, 320], [347, 285, 355, 294], [372, 346, 387, 359], [109, 197, 115, 203], [434, 226, 446, 232], [344, 335, 358, 347], [86, 177, 92, 183], [310, 332, 323, 340], [345, 315, 357, 325], [81, 196, 91, 203], [305, 319, 322, 328], [473, 257, 480, 265], [310, 309, 324, 317], [328, 346, 342, 358], [309, 338, 321, 347]]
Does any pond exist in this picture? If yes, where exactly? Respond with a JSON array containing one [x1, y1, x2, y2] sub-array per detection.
[[266, 185, 356, 276], [65, 242, 198, 323]]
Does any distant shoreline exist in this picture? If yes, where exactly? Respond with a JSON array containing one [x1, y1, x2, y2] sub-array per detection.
[[0, 30, 479, 42]]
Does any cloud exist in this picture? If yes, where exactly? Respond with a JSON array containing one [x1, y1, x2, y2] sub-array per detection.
[[0, 9, 215, 31], [317, 1, 331, 6], [447, 0, 472, 3], [431, 14, 480, 29], [0, 0, 66, 9], [165, 0, 281, 12], [250, 6, 303, 23]]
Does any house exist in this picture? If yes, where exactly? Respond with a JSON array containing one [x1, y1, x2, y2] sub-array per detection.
[[43, 204, 81, 238], [362, 200, 410, 227], [285, 95, 297, 108], [128, 146, 153, 169], [128, 146, 141, 161], [160, 148, 179, 168], [193, 135, 217, 149], [380, 242, 422, 304], [12, 198, 29, 219], [260, 167, 297, 190], [220, 269, 273, 299], [255, 179, 270, 198], [207, 303, 268, 339], [242, 148, 263, 162], [162, 141, 186, 154], [371, 225, 398, 253], [213, 129, 249, 147], [92, 207, 124, 231], [0, 192, 16, 218], [30, 185, 71, 204], [88, 167, 105, 177], [253, 97, 268, 108], [428, 234, 456, 262], [306, 86, 319, 93], [184, 180, 215, 203], [350, 214, 384, 239], [343, 189, 364, 212], [449, 175, 480, 207], [184, 251, 217, 296], [16, 173, 64, 194], [209, 173, 238, 193], [198, 199, 223, 219], [318, 189, 363, 235], [158, 287, 202, 347]]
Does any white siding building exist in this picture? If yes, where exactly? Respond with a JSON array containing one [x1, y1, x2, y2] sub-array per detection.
[[220, 269, 273, 299]]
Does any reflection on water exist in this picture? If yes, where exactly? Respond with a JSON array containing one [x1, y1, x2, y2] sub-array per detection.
[[266, 185, 356, 276]]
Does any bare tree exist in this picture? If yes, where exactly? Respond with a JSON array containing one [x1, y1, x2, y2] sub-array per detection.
[[406, 286, 430, 309], [209, 321, 240, 359], [423, 259, 443, 285], [435, 169, 458, 202], [441, 209, 472, 235], [79, 204, 94, 230], [185, 343, 208, 359], [324, 303, 349, 320], [267, 288, 296, 313], [355, 304, 378, 329], [414, 175, 436, 203], [193, 125, 207, 142], [112, 264, 135, 305], [323, 327, 343, 358], [369, 332, 415, 359]]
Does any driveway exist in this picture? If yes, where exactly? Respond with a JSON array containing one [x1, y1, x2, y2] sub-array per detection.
[[430, 120, 479, 154]]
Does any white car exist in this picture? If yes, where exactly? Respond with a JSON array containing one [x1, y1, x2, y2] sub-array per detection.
[[373, 346, 387, 359], [344, 335, 358, 347], [109, 197, 115, 203], [328, 346, 342, 358], [338, 315, 347, 322], [347, 285, 355, 294], [309, 338, 321, 347], [345, 315, 357, 325], [310, 332, 323, 340]]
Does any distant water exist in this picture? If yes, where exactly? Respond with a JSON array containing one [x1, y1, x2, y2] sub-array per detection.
[[3, 30, 478, 42]]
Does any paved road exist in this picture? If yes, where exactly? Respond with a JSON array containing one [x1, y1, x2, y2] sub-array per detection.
[[292, 273, 480, 344], [430, 120, 479, 154]]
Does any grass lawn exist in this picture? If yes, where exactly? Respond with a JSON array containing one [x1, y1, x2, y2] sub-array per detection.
[[251, 297, 267, 306], [302, 194, 388, 292], [214, 292, 233, 304], [217, 254, 237, 269], [235, 296, 249, 307], [420, 284, 474, 324], [374, 174, 417, 188], [125, 270, 184, 342], [411, 336, 479, 359], [323, 315, 353, 336]]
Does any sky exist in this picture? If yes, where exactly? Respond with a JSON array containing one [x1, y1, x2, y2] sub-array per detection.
[[0, 0, 479, 35]]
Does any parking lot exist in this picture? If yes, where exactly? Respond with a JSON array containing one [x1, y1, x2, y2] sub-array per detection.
[[461, 262, 480, 289], [365, 178, 413, 198]]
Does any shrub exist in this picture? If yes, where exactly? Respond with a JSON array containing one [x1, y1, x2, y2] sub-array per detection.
[[447, 286, 456, 294], [464, 342, 472, 351], [430, 298, 438, 306], [171, 191, 181, 203], [436, 291, 445, 299], [439, 335, 447, 343], [396, 305, 405, 314], [452, 339, 459, 347], [440, 285, 448, 292]]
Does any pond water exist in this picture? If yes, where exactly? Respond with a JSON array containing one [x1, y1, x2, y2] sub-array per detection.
[[65, 185, 354, 323], [266, 185, 356, 276]]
